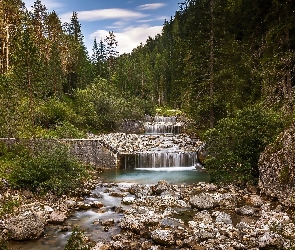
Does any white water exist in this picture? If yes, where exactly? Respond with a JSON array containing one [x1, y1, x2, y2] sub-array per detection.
[[136, 151, 198, 168], [144, 116, 183, 135], [154, 116, 177, 123], [135, 166, 196, 171]]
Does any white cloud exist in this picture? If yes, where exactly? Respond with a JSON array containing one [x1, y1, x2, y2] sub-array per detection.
[[137, 16, 169, 23], [23, 0, 63, 11], [59, 9, 147, 22], [138, 3, 167, 10], [106, 21, 129, 29], [90, 25, 163, 54]]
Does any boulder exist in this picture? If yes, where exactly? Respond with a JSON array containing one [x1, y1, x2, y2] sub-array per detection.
[[48, 211, 67, 224], [189, 193, 216, 209], [65, 199, 76, 208], [213, 211, 233, 225], [218, 193, 237, 209], [122, 196, 135, 205], [258, 124, 295, 207], [151, 229, 175, 245], [129, 184, 152, 198], [6, 211, 45, 240], [235, 205, 255, 216], [258, 232, 284, 249], [245, 195, 264, 208], [152, 180, 171, 194]]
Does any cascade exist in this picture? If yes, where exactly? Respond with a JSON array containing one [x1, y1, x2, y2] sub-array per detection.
[[131, 115, 199, 169], [144, 115, 183, 135], [136, 150, 198, 169]]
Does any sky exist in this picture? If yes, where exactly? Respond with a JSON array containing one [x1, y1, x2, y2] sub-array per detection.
[[23, 0, 180, 55]]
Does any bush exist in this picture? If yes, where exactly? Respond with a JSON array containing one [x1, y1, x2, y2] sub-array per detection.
[[74, 78, 149, 132], [35, 97, 80, 129], [155, 107, 183, 116], [64, 227, 92, 250], [8, 141, 89, 195], [203, 104, 283, 184]]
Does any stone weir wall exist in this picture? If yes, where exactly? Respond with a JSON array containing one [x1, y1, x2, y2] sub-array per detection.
[[0, 138, 118, 169], [59, 139, 118, 169]]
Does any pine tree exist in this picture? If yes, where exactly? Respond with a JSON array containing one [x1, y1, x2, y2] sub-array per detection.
[[104, 31, 119, 78], [91, 38, 107, 78], [63, 12, 92, 94], [45, 11, 64, 97]]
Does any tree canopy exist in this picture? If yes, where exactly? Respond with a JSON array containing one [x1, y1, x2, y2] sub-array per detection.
[[1, 0, 295, 184]]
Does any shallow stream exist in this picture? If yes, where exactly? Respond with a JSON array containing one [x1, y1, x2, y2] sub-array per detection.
[[8, 168, 208, 250]]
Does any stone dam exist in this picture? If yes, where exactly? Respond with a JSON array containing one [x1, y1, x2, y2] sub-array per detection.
[[1, 116, 203, 169]]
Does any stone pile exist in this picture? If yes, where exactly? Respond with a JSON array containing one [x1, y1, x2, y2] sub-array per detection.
[[95, 133, 202, 155], [2, 179, 295, 249], [90, 181, 295, 249]]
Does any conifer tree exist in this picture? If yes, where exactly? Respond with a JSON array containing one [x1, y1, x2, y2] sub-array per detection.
[[91, 38, 107, 78], [64, 12, 92, 94], [46, 11, 64, 97], [104, 31, 119, 78]]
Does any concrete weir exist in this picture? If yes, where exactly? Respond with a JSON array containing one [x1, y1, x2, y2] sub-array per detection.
[[60, 139, 118, 169]]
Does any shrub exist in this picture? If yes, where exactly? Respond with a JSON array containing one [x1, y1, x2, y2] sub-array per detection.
[[8, 141, 89, 195], [155, 107, 183, 116], [0, 198, 20, 217], [74, 78, 149, 132], [203, 104, 283, 184], [64, 227, 92, 250], [0, 238, 8, 250], [35, 97, 80, 129]]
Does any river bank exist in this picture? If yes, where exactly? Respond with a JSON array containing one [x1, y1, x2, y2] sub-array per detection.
[[3, 172, 295, 249]]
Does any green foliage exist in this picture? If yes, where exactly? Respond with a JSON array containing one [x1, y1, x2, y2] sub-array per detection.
[[33, 98, 85, 138], [64, 227, 92, 250], [51, 121, 85, 138], [35, 98, 81, 128], [75, 78, 149, 132], [0, 238, 9, 250], [203, 105, 283, 184], [8, 141, 89, 195], [0, 198, 20, 217], [155, 107, 183, 116]]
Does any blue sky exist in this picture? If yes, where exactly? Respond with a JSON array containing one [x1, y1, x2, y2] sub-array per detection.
[[23, 0, 180, 55]]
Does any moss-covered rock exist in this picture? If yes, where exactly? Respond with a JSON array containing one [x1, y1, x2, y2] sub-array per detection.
[[258, 123, 295, 207]]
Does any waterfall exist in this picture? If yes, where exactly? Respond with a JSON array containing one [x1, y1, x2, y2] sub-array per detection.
[[154, 116, 177, 123], [115, 115, 201, 170], [135, 151, 198, 169], [143, 116, 183, 135]]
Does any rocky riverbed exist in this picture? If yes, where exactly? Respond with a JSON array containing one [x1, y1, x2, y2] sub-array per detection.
[[2, 177, 295, 249]]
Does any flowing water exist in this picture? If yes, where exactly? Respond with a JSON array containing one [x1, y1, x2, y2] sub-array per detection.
[[144, 116, 183, 135], [8, 116, 208, 249]]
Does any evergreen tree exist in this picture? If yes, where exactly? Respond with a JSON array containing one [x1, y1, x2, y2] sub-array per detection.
[[104, 31, 119, 78], [63, 12, 92, 94], [91, 38, 107, 78], [12, 27, 42, 133], [45, 11, 65, 97]]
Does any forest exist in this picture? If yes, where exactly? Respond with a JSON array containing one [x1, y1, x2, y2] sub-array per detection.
[[0, 0, 295, 184]]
